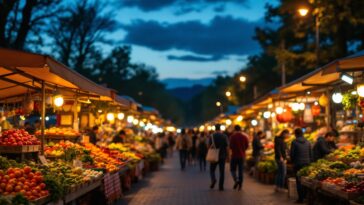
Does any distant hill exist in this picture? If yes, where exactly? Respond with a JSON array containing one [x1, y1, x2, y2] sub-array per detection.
[[162, 77, 214, 89], [168, 85, 206, 102]]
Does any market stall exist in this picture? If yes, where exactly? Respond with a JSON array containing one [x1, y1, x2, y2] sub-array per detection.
[[0, 48, 163, 204]]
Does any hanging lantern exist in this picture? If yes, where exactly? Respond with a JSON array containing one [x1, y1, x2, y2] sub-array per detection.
[[291, 103, 300, 112], [46, 96, 53, 105], [117, 113, 125, 120], [22, 95, 34, 115], [275, 106, 284, 114], [357, 84, 364, 97], [304, 106, 313, 123], [106, 113, 115, 121], [311, 104, 321, 116], [53, 92, 64, 107], [263, 111, 271, 119], [332, 92, 343, 104], [276, 106, 293, 123], [319, 94, 329, 106]]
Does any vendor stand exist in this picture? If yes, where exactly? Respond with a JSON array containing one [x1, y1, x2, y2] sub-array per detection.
[[0, 48, 163, 204]]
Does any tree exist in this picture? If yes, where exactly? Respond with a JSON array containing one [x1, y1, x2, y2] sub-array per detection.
[[0, 0, 63, 50], [49, 0, 117, 74]]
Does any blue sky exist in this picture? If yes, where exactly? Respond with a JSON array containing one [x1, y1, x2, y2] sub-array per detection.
[[105, 0, 277, 80]]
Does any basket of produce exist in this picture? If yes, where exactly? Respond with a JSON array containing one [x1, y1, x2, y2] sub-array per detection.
[[0, 129, 41, 153]]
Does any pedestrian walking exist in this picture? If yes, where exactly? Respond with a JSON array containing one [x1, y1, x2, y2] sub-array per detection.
[[189, 130, 198, 166], [290, 128, 312, 204], [197, 132, 208, 171], [274, 129, 289, 192], [167, 132, 176, 157], [229, 125, 249, 191], [175, 129, 191, 170], [209, 124, 229, 191]]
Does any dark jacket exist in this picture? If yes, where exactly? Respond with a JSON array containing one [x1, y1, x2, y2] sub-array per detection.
[[209, 132, 229, 159], [274, 136, 287, 161], [290, 136, 312, 167], [313, 136, 331, 161], [252, 137, 264, 157]]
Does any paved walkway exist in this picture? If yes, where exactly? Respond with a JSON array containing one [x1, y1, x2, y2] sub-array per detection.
[[119, 154, 296, 205]]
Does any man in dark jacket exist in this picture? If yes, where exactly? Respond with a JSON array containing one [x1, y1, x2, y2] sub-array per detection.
[[313, 131, 335, 161], [229, 125, 249, 191], [290, 128, 312, 204], [209, 124, 229, 191]]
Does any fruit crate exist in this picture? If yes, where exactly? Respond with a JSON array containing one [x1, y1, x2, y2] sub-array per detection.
[[322, 184, 361, 200], [32, 195, 51, 205], [301, 177, 321, 189], [0, 145, 40, 153]]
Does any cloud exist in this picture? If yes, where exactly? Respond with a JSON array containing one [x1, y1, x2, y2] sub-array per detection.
[[120, 0, 247, 12], [212, 70, 229, 75], [167, 54, 225, 62], [122, 16, 261, 57], [121, 0, 176, 11]]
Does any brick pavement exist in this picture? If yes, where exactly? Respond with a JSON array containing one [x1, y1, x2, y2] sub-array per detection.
[[119, 155, 296, 205]]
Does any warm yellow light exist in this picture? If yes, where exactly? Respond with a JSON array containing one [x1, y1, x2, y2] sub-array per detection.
[[54, 95, 64, 107], [127, 115, 134, 123], [225, 91, 231, 97], [139, 121, 146, 127], [117, 113, 125, 120], [236, 115, 243, 122], [106, 113, 115, 121], [291, 103, 300, 112], [98, 109, 102, 113], [299, 103, 305, 110], [221, 125, 226, 131], [133, 119, 139, 125], [166, 126, 175, 132], [225, 119, 232, 125], [298, 7, 309, 16], [263, 111, 271, 119], [275, 107, 283, 114], [216, 101, 221, 107], [199, 125, 205, 131], [251, 119, 258, 126], [239, 76, 246, 82], [357, 84, 364, 97]]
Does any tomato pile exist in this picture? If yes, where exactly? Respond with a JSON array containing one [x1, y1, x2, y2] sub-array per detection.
[[0, 166, 49, 201], [0, 129, 40, 146]]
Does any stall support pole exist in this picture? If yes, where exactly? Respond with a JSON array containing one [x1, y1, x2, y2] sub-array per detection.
[[73, 99, 79, 132], [41, 81, 46, 155], [325, 89, 331, 129]]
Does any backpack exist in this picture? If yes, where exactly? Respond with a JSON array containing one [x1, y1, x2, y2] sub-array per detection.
[[181, 136, 188, 150]]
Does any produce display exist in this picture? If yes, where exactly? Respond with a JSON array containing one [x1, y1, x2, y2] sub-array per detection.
[[36, 127, 80, 137], [82, 143, 124, 172], [0, 129, 40, 146], [0, 166, 49, 201], [298, 145, 364, 201]]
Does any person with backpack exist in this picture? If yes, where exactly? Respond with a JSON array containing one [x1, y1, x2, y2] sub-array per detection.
[[209, 124, 229, 191], [197, 132, 208, 171], [175, 129, 192, 171]]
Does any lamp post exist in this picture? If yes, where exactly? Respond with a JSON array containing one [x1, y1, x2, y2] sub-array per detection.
[[298, 7, 320, 66]]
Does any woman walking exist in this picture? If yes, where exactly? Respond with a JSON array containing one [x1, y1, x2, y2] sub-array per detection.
[[197, 132, 208, 171]]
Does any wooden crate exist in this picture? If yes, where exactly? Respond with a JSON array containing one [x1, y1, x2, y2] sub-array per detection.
[[0, 145, 40, 153]]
